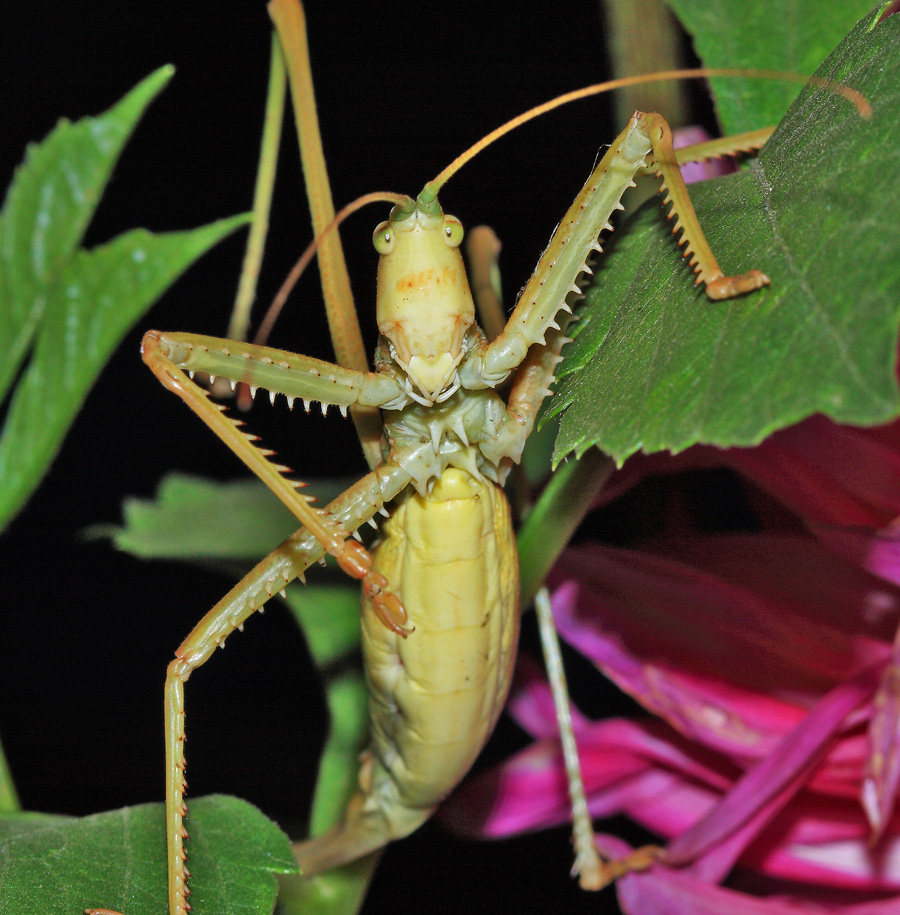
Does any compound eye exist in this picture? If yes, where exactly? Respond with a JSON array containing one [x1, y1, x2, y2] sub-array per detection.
[[442, 215, 464, 248], [373, 220, 394, 254]]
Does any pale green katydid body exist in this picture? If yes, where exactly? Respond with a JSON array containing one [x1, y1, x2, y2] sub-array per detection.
[[136, 111, 772, 915], [86, 1, 792, 911]]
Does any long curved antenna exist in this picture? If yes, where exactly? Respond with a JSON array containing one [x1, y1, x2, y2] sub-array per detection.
[[253, 191, 409, 349], [419, 67, 870, 202]]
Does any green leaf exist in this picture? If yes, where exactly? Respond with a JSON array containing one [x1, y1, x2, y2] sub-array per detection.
[[551, 10, 900, 464], [276, 674, 375, 915], [97, 471, 364, 666], [665, 0, 876, 132], [0, 795, 297, 915], [99, 472, 352, 561], [283, 584, 362, 668], [0, 70, 250, 532]]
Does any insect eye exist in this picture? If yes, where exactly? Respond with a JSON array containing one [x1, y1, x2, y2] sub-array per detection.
[[442, 215, 464, 248], [373, 220, 394, 254]]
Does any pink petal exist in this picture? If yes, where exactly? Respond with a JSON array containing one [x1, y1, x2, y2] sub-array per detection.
[[613, 842, 900, 915], [549, 565, 889, 772], [553, 543, 889, 702], [505, 652, 591, 740], [448, 699, 900, 888], [863, 631, 900, 840], [667, 665, 882, 877], [648, 533, 900, 648], [674, 126, 737, 184]]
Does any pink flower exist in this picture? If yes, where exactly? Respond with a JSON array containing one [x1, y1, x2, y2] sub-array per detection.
[[443, 412, 900, 912]]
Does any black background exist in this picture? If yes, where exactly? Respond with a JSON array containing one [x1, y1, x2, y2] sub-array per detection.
[[0, 2, 704, 912]]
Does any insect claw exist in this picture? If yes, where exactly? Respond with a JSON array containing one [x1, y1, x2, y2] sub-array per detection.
[[287, 395, 296, 409], [339, 404, 348, 418], [187, 370, 195, 380], [230, 379, 237, 392], [372, 590, 413, 637], [366, 517, 378, 529], [269, 390, 277, 406], [279, 589, 287, 599], [208, 375, 216, 385], [352, 530, 363, 542], [378, 507, 389, 518], [303, 399, 311, 412]]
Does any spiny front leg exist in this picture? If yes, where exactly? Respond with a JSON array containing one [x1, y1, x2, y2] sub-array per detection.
[[462, 114, 771, 392], [162, 461, 411, 915], [142, 331, 411, 632]]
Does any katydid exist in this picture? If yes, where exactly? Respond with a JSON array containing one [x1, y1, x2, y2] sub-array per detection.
[[83, 2, 871, 913]]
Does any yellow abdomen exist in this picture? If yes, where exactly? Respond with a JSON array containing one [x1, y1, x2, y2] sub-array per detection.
[[363, 467, 520, 810], [293, 468, 520, 874]]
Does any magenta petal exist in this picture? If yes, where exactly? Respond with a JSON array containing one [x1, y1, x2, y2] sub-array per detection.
[[674, 126, 736, 184], [550, 575, 813, 761], [441, 726, 652, 837], [863, 630, 900, 840], [554, 543, 888, 700], [505, 651, 591, 740], [667, 665, 883, 877], [603, 833, 900, 914], [617, 855, 900, 915]]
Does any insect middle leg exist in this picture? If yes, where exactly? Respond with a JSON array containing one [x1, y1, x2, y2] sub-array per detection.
[[162, 461, 411, 915]]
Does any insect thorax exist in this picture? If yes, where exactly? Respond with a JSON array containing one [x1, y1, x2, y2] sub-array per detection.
[[383, 384, 510, 494]]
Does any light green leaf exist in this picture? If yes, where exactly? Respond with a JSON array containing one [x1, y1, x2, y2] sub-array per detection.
[[98, 472, 363, 666], [0, 69, 249, 532], [100, 472, 351, 561]]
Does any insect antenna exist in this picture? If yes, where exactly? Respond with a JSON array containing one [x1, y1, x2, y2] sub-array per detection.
[[418, 67, 870, 204], [253, 191, 410, 350]]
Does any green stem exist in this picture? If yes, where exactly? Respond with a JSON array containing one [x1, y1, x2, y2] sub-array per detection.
[[226, 31, 286, 344], [0, 729, 21, 813], [517, 448, 614, 606]]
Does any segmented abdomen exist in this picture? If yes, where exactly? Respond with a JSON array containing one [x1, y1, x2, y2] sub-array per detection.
[[363, 466, 520, 815], [292, 468, 520, 874]]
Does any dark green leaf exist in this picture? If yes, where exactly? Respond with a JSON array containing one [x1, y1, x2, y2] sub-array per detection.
[[552, 11, 900, 464], [0, 795, 297, 915]]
